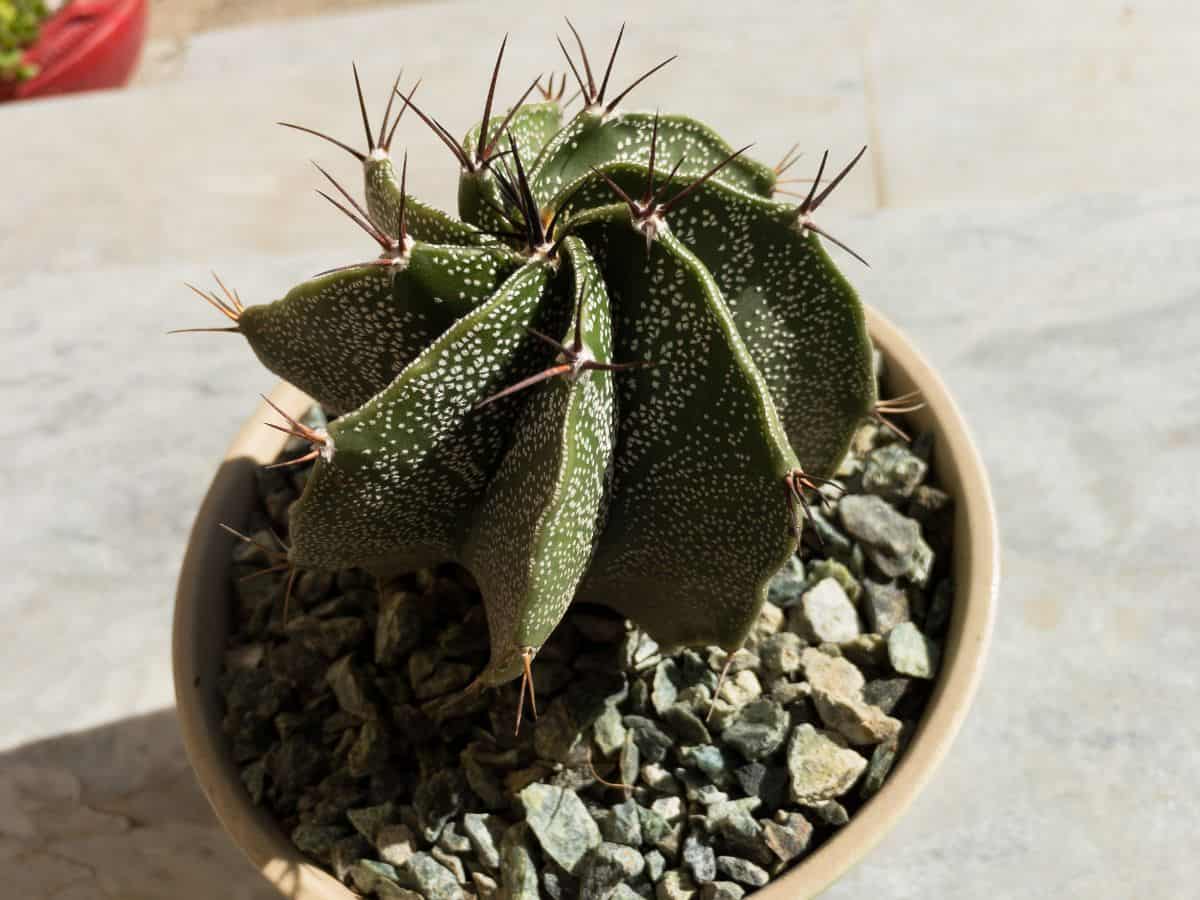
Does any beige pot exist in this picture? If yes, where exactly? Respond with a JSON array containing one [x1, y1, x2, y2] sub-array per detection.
[[174, 307, 998, 899]]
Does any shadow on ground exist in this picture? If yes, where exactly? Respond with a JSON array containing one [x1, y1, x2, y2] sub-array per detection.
[[0, 709, 279, 899]]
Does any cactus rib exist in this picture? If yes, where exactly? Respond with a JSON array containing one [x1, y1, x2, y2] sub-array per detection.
[[465, 236, 617, 687], [569, 209, 799, 649]]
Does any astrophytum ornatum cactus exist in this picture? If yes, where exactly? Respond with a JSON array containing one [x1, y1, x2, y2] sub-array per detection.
[[184, 25, 894, 719]]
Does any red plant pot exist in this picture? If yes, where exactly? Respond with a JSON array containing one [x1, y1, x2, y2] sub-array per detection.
[[0, 0, 147, 102]]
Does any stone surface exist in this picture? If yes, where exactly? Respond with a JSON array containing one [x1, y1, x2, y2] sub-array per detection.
[[700, 882, 746, 900], [413, 771, 466, 843], [499, 823, 540, 900], [609, 884, 642, 900], [349, 859, 400, 893], [374, 589, 423, 665], [715, 856, 769, 887], [862, 443, 928, 501], [644, 849, 667, 883], [325, 656, 378, 720], [471, 872, 499, 899], [518, 784, 601, 875], [887, 622, 940, 679], [792, 578, 862, 644], [720, 700, 790, 761], [346, 802, 392, 842], [804, 559, 862, 607], [716, 670, 763, 707], [347, 720, 390, 776], [766, 555, 806, 607], [862, 579, 912, 635], [786, 725, 868, 804], [840, 633, 890, 669], [624, 716, 674, 764], [748, 601, 786, 646], [657, 870, 699, 900], [534, 699, 582, 763], [395, 852, 464, 900], [592, 704, 627, 757], [666, 704, 713, 747], [3, 12, 1200, 893], [652, 660, 681, 716], [682, 832, 717, 883], [580, 843, 646, 899], [862, 678, 911, 715], [460, 813, 502, 871], [619, 730, 641, 789], [758, 633, 805, 677], [762, 813, 813, 864], [860, 737, 902, 800], [733, 763, 788, 814], [802, 648, 902, 745], [838, 495, 933, 584], [805, 799, 850, 827], [377, 824, 418, 868], [599, 798, 643, 848], [706, 800, 764, 855]]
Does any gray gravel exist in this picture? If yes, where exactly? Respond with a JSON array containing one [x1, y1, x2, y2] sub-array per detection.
[[218, 410, 954, 897]]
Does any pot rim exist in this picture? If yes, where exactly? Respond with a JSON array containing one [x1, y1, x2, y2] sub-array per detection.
[[173, 305, 998, 899]]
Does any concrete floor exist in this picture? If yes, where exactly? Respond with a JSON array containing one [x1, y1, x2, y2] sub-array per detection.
[[2, 1, 1199, 898], [127, 0, 1200, 213], [145, 0, 391, 40], [137, 0, 399, 83]]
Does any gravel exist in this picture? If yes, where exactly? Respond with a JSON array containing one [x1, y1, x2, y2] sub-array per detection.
[[219, 408, 956, 898]]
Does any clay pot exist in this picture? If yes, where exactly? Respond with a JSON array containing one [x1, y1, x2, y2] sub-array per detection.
[[0, 0, 146, 103], [174, 307, 998, 899]]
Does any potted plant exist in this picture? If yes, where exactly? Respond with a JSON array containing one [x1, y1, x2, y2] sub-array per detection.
[[0, 0, 146, 103], [174, 25, 997, 899]]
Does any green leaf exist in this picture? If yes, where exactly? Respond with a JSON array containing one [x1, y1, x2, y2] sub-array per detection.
[[555, 162, 876, 475], [570, 207, 798, 651], [531, 110, 775, 207], [238, 243, 523, 414], [463, 237, 616, 684], [288, 259, 567, 574]]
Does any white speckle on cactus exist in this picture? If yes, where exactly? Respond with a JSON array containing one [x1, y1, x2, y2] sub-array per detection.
[[238, 243, 520, 414], [235, 87, 874, 688]]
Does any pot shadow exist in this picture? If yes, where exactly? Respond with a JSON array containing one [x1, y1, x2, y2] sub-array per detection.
[[0, 708, 295, 900]]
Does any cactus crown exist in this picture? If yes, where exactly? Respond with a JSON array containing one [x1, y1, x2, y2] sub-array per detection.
[[187, 24, 879, 717]]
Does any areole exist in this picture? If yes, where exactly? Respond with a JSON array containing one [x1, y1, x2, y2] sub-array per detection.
[[173, 308, 998, 900]]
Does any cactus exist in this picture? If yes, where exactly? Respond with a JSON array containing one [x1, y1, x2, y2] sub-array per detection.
[[184, 24, 883, 720]]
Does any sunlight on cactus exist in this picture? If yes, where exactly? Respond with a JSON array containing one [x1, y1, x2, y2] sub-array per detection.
[[182, 23, 878, 722]]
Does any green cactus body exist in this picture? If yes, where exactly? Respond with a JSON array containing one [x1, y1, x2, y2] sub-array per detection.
[[288, 257, 567, 576], [568, 210, 798, 650], [463, 236, 615, 684], [549, 160, 875, 474], [458, 100, 565, 230], [531, 109, 775, 204], [365, 155, 487, 245], [196, 30, 877, 697], [239, 243, 522, 414]]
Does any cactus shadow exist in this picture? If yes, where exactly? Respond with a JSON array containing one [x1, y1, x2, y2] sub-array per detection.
[[0, 708, 289, 899]]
